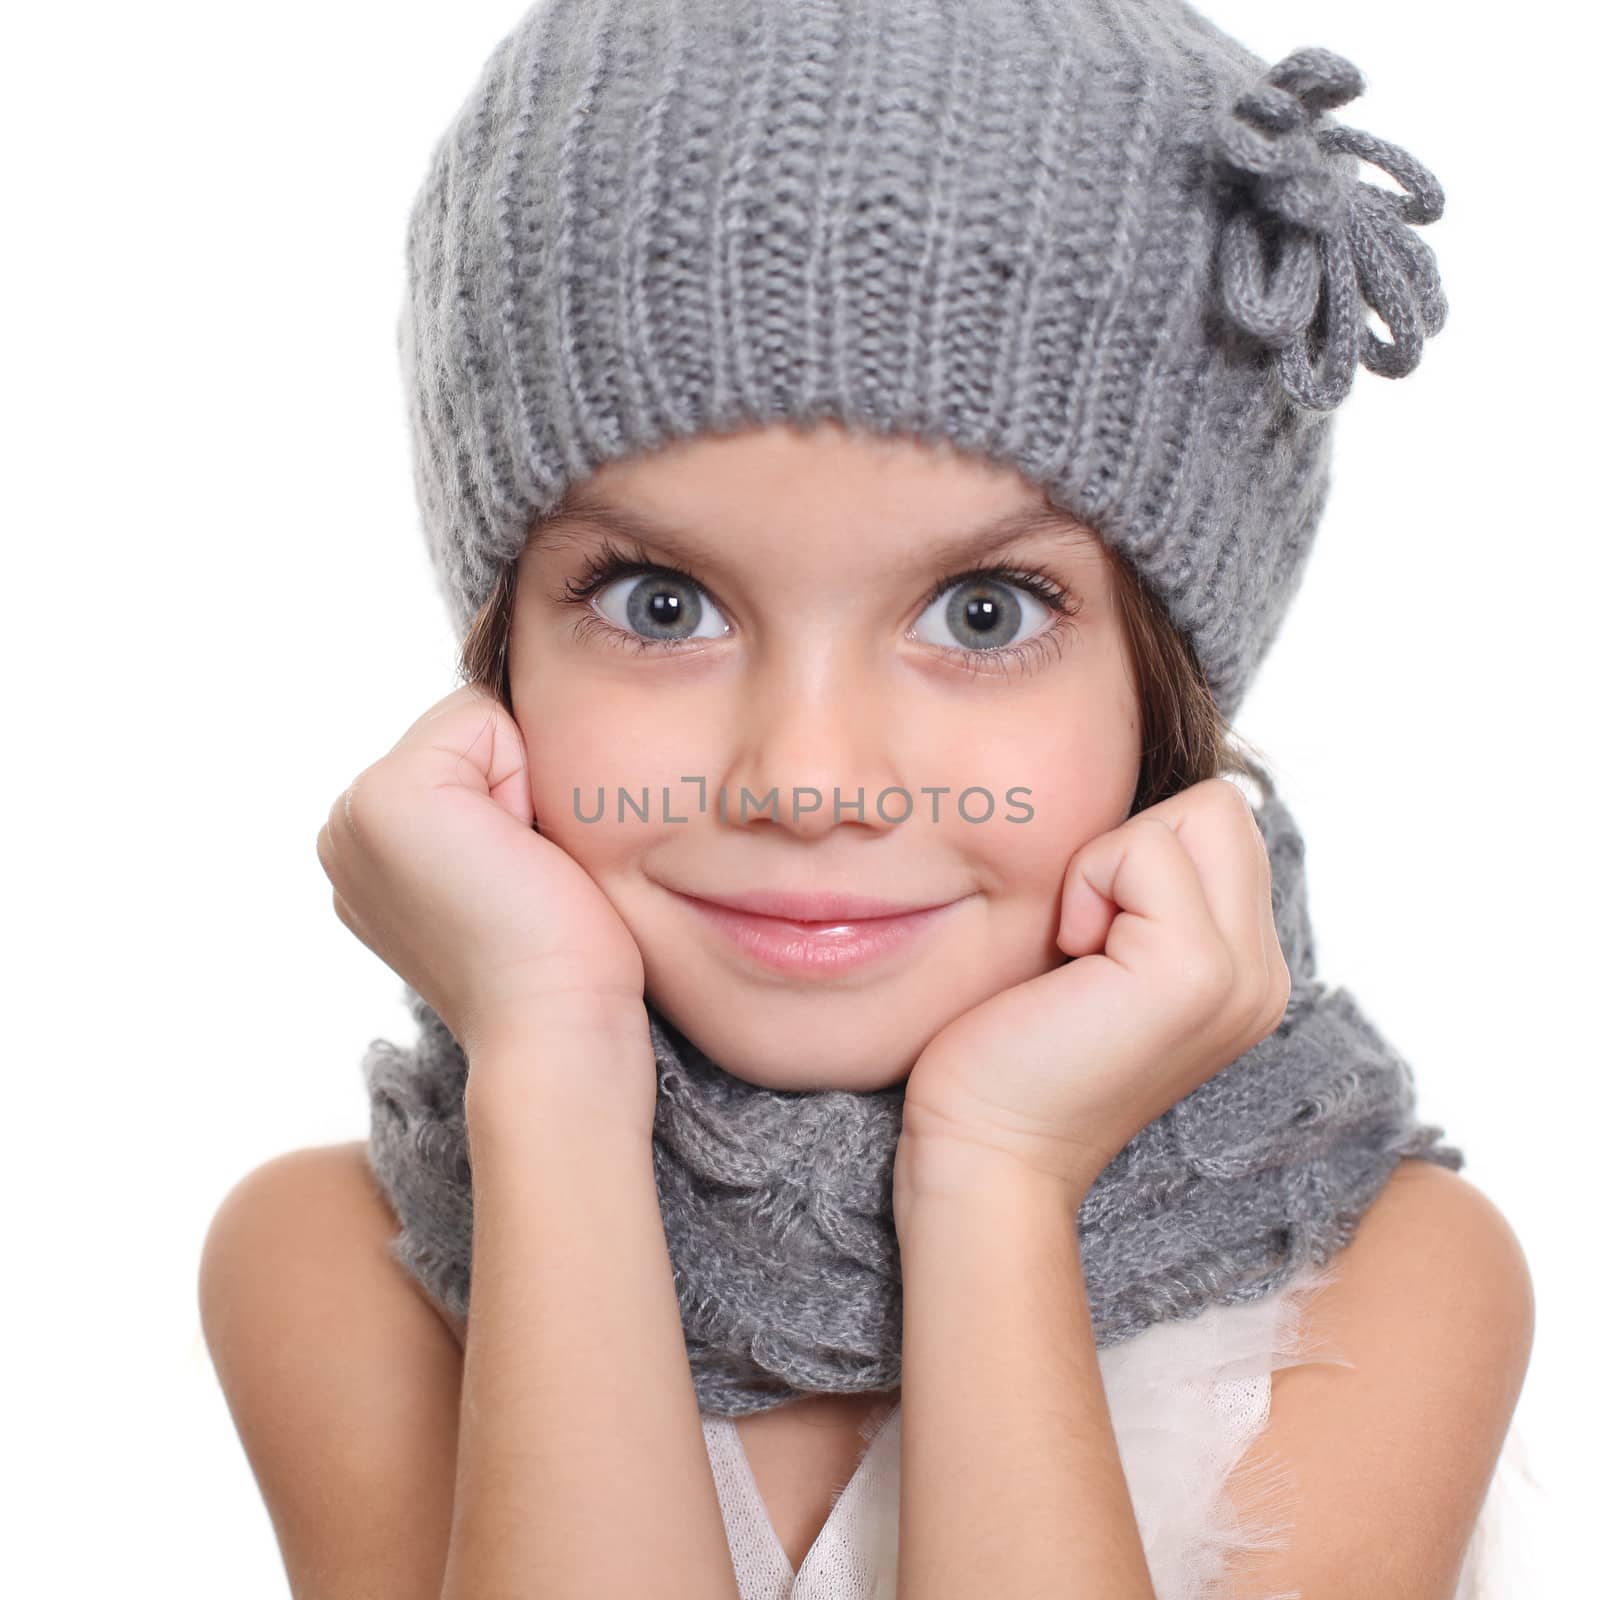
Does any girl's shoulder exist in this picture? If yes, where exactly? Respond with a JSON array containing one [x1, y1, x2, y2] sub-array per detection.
[[198, 1140, 467, 1599], [1295, 1155, 1534, 1424], [1360, 1156, 1531, 1311], [1217, 1158, 1534, 1597], [1312, 1155, 1534, 1420]]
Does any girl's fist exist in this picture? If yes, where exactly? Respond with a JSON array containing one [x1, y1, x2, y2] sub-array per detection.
[[899, 778, 1291, 1200], [315, 685, 651, 1088]]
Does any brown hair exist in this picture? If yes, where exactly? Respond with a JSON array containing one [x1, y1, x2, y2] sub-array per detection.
[[456, 526, 1273, 816]]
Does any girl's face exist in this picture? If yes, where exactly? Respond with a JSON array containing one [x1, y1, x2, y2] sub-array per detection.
[[508, 421, 1142, 1090]]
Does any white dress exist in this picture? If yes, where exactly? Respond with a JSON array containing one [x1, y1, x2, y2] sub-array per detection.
[[700, 1264, 1523, 1600]]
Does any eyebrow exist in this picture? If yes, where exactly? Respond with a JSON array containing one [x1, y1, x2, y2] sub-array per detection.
[[538, 483, 1099, 573]]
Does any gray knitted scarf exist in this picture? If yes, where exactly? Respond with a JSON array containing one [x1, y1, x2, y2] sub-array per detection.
[[364, 767, 1462, 1419], [360, 0, 1464, 1420]]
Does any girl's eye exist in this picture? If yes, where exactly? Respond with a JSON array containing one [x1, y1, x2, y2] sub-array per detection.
[[591, 570, 730, 643], [559, 540, 731, 650], [909, 569, 1081, 677]]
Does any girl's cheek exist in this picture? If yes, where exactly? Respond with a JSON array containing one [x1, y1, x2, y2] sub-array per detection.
[[522, 701, 716, 861]]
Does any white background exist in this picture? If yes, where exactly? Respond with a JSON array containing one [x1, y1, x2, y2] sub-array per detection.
[[5, 0, 1590, 1592]]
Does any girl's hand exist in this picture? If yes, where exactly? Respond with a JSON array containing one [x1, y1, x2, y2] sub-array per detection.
[[315, 684, 652, 1095], [897, 778, 1291, 1200]]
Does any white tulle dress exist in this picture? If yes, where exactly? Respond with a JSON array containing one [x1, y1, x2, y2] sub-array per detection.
[[700, 1263, 1525, 1600]]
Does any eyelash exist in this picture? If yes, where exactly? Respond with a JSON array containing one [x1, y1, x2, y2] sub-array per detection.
[[556, 535, 1085, 679]]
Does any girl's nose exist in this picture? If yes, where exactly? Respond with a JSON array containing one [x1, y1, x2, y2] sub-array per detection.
[[720, 666, 909, 840]]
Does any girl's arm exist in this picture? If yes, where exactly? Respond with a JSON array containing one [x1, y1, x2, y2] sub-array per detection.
[[441, 1025, 742, 1600], [892, 1141, 1534, 1600], [893, 1138, 1159, 1599]]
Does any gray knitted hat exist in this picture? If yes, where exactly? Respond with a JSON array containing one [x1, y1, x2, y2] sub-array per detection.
[[397, 0, 1445, 720], [365, 0, 1462, 1420]]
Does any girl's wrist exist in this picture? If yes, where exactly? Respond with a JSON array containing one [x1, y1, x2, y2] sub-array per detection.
[[894, 1125, 1099, 1228], [462, 987, 653, 1058], [464, 1007, 659, 1149]]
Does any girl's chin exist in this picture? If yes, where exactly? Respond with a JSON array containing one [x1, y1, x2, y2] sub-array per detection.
[[642, 969, 952, 1087], [725, 1063, 914, 1094], [659, 1018, 918, 1092]]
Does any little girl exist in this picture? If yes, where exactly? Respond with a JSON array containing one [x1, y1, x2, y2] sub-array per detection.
[[203, 2, 1535, 1596]]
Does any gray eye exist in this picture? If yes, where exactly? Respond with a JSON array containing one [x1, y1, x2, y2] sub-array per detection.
[[593, 572, 730, 642], [912, 578, 1052, 652]]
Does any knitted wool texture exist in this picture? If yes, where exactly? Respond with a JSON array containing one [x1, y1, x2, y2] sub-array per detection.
[[364, 0, 1462, 1418]]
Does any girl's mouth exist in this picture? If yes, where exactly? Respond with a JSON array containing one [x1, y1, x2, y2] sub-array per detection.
[[669, 891, 968, 979]]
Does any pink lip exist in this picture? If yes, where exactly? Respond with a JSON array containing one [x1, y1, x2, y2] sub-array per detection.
[[672, 889, 967, 979], [688, 887, 949, 921]]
